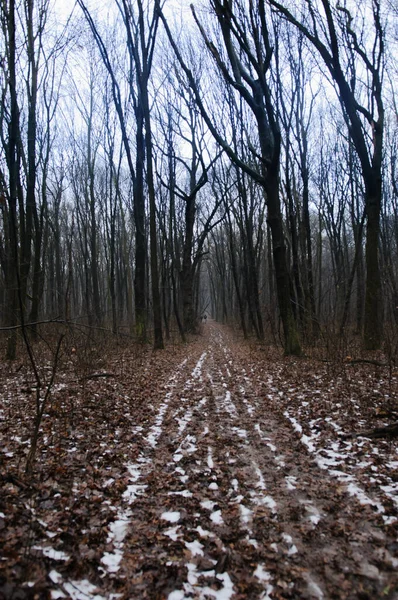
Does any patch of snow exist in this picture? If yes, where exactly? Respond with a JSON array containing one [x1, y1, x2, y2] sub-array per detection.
[[192, 352, 207, 380], [301, 501, 322, 526], [345, 481, 385, 512], [231, 494, 245, 504], [251, 466, 277, 513], [168, 490, 193, 498], [285, 476, 297, 490], [174, 434, 197, 459], [164, 526, 180, 541], [381, 484, 398, 508], [201, 500, 216, 510], [239, 504, 252, 524], [49, 571, 63, 584], [176, 409, 193, 435], [161, 511, 181, 523], [62, 580, 106, 600], [254, 565, 273, 599], [207, 447, 214, 469], [301, 434, 316, 453], [168, 592, 185, 600], [123, 483, 147, 503], [183, 561, 237, 599], [383, 515, 397, 525], [306, 577, 324, 599], [282, 533, 298, 555], [260, 495, 277, 512], [185, 540, 204, 556], [254, 564, 271, 582], [284, 412, 302, 433], [210, 510, 224, 525], [254, 467, 266, 490], [232, 427, 247, 438], [223, 391, 237, 416], [194, 526, 215, 538], [106, 512, 131, 544], [32, 546, 70, 561], [101, 550, 123, 573], [316, 453, 344, 468]]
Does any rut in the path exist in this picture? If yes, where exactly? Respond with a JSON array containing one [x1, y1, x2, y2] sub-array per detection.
[[50, 322, 398, 600]]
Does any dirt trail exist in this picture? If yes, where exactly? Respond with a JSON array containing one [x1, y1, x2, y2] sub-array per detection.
[[48, 321, 396, 600], [2, 321, 398, 599]]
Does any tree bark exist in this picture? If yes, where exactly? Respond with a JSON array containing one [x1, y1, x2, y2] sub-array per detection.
[[266, 171, 302, 355]]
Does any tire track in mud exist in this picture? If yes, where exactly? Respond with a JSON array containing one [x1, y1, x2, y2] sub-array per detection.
[[116, 326, 325, 598], [49, 322, 398, 599], [205, 325, 398, 599]]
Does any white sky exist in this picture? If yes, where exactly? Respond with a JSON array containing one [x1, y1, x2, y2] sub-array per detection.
[[52, 0, 194, 26]]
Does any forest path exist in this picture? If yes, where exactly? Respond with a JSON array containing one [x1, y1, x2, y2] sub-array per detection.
[[3, 321, 397, 600], [57, 321, 397, 600]]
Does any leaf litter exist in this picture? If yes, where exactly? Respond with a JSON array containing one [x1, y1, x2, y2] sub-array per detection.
[[0, 323, 397, 599]]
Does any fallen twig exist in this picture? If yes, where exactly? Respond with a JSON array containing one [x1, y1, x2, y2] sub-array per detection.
[[79, 372, 115, 381], [341, 421, 398, 439], [346, 358, 388, 367]]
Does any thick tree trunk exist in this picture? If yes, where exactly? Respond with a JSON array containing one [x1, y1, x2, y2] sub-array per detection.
[[256, 92, 301, 355], [141, 56, 163, 349], [266, 173, 302, 356], [5, 0, 19, 360], [364, 184, 382, 350], [20, 0, 38, 318]]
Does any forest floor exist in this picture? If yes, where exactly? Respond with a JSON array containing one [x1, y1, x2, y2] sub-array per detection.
[[1, 321, 398, 600]]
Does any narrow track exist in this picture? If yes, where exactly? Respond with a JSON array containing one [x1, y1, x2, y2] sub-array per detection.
[[50, 322, 398, 600]]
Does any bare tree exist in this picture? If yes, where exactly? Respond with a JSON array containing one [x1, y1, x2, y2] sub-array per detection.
[[269, 0, 385, 349], [157, 0, 302, 355], [78, 0, 164, 348]]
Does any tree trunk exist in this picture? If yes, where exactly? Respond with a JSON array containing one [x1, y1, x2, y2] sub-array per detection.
[[364, 182, 382, 349], [144, 109, 164, 350], [5, 0, 19, 360], [181, 194, 196, 334], [134, 104, 147, 341], [266, 172, 302, 356]]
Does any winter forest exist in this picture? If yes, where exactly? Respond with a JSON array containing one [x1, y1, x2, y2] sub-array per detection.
[[1, 0, 397, 355], [1, 1, 398, 599]]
